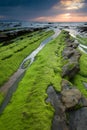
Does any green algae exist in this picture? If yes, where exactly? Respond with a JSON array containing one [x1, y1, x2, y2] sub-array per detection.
[[72, 44, 87, 97], [0, 30, 54, 87], [0, 31, 67, 130]]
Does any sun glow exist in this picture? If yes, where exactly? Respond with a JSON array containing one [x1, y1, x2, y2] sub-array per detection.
[[65, 13, 71, 16], [53, 0, 85, 10], [32, 0, 87, 22], [33, 12, 87, 22]]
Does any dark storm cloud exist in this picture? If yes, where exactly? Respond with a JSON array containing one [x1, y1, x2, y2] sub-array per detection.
[[0, 0, 59, 20], [0, 0, 59, 10], [0, 0, 87, 21]]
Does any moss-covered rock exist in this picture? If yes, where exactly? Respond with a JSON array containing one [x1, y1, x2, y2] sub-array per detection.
[[62, 62, 80, 79]]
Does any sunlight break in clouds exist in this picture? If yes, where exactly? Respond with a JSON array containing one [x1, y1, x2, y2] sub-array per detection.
[[53, 0, 85, 10], [32, 13, 71, 22], [33, 13, 87, 22], [32, 0, 87, 22]]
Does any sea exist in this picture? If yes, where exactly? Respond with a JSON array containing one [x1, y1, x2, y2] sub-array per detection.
[[0, 21, 87, 37]]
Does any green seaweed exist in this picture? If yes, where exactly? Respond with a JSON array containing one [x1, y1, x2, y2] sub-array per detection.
[[0, 30, 54, 87], [72, 44, 87, 97], [77, 35, 87, 45], [0, 30, 67, 130]]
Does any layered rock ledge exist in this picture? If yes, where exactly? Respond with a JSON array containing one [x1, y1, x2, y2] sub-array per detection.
[[46, 31, 87, 130], [62, 32, 81, 79], [0, 27, 48, 43]]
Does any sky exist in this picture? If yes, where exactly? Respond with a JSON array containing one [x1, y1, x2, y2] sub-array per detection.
[[0, 0, 87, 22]]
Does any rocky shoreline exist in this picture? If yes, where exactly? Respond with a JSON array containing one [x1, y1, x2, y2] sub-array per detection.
[[0, 27, 48, 43], [47, 31, 87, 130]]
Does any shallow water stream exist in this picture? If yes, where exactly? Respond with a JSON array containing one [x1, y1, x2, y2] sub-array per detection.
[[20, 28, 61, 69]]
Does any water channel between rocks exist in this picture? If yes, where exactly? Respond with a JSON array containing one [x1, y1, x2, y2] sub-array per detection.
[[64, 28, 87, 54], [0, 28, 61, 114]]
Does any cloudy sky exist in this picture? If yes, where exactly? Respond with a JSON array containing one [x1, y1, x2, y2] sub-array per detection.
[[0, 0, 87, 22]]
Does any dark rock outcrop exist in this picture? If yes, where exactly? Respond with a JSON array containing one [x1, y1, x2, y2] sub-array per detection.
[[0, 33, 8, 41], [46, 83, 87, 130], [61, 79, 72, 90], [46, 31, 87, 130], [61, 80, 87, 108], [78, 26, 87, 33], [0, 27, 47, 43], [61, 80, 82, 109], [62, 62, 80, 78], [61, 82, 81, 109], [46, 86, 69, 130], [62, 34, 81, 79], [62, 47, 75, 59], [67, 41, 79, 49], [69, 107, 87, 130], [61, 80, 87, 130], [79, 96, 87, 107]]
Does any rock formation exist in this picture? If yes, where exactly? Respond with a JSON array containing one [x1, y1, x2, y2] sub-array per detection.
[[0, 27, 48, 43], [47, 31, 87, 130], [62, 33, 81, 79]]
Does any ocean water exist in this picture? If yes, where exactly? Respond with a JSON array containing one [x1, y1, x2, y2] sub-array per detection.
[[0, 21, 87, 31], [0, 21, 87, 38]]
